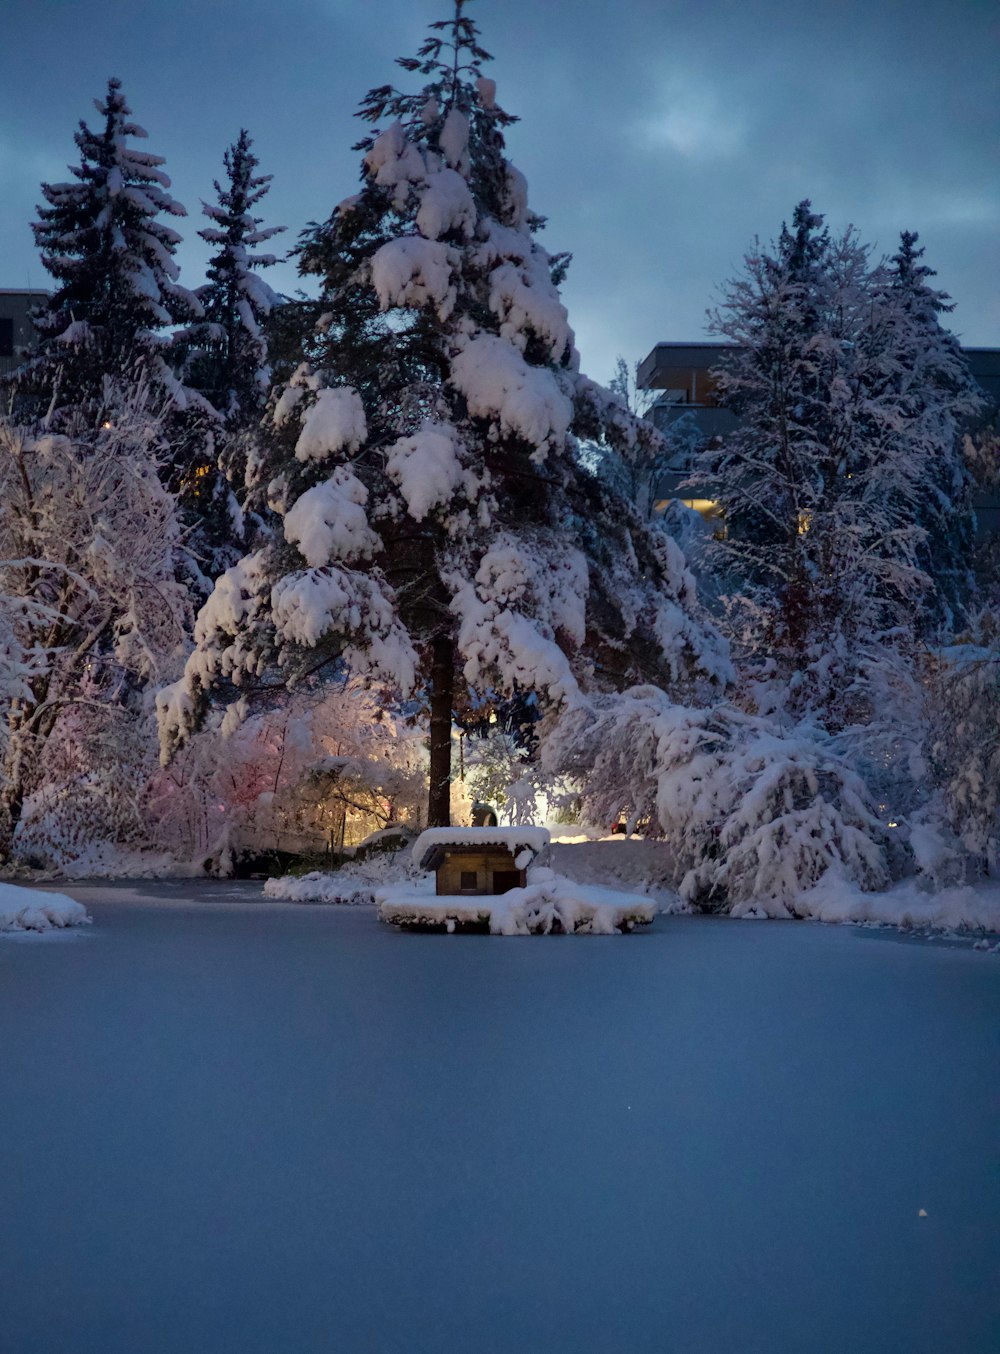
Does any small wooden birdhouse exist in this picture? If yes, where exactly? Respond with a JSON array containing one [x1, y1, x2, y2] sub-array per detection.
[[413, 827, 550, 897]]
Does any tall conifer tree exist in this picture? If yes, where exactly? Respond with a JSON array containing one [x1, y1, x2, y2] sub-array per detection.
[[160, 0, 729, 825], [182, 130, 284, 425], [883, 231, 983, 629], [26, 78, 203, 423]]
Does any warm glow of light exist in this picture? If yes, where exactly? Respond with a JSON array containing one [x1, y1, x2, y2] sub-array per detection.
[[653, 497, 721, 518], [797, 510, 812, 534]]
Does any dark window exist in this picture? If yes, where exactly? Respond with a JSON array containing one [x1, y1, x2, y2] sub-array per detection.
[[492, 871, 521, 895], [460, 871, 478, 891], [0, 318, 13, 358]]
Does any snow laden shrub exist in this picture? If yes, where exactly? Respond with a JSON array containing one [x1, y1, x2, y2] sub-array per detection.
[[161, 3, 730, 826], [148, 681, 426, 866], [544, 687, 888, 915], [0, 383, 191, 864], [913, 612, 1000, 883]]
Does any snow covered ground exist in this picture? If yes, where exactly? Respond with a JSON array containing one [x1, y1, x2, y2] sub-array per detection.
[[1, 879, 998, 1353], [0, 879, 90, 932]]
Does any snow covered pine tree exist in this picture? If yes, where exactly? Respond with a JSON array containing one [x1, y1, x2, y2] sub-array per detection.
[[179, 130, 284, 511], [686, 202, 982, 728], [882, 230, 984, 631], [159, 0, 729, 826], [22, 78, 203, 424], [19, 77, 233, 585]]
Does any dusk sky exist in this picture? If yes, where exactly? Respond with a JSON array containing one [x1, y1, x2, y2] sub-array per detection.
[[3, 0, 998, 383]]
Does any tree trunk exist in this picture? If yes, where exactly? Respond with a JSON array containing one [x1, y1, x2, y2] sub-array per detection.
[[0, 746, 26, 864], [428, 632, 454, 827]]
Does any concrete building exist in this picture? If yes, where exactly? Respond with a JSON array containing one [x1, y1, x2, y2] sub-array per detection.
[[638, 340, 1000, 531], [0, 289, 49, 379]]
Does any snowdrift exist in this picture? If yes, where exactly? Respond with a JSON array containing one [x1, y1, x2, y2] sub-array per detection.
[[377, 868, 654, 936], [0, 882, 90, 933]]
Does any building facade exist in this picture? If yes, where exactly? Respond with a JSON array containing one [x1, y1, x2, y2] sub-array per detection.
[[0, 289, 49, 380]]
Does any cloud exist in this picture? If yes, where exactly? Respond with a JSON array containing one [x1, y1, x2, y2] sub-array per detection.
[[638, 74, 747, 159]]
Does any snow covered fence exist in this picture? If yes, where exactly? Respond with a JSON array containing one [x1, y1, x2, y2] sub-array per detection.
[[0, 882, 90, 933]]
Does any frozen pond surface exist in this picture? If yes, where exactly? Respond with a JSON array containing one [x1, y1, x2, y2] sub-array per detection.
[[2, 881, 998, 1354]]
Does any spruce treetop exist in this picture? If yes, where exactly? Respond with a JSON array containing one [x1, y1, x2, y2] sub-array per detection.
[[183, 129, 285, 422], [28, 76, 203, 421]]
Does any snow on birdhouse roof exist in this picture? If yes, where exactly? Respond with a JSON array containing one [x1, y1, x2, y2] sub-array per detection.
[[413, 826, 550, 870]]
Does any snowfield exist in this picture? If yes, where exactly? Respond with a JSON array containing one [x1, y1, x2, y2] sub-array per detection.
[[1, 878, 998, 1354]]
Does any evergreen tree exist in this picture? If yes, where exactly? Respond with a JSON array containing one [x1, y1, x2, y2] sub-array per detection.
[[181, 130, 284, 425], [25, 77, 204, 423], [689, 203, 941, 721], [21, 78, 254, 587], [882, 231, 984, 630], [160, 0, 730, 825]]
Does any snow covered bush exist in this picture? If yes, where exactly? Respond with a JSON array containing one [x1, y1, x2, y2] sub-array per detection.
[[161, 2, 729, 827], [0, 384, 191, 864], [148, 680, 426, 867], [544, 686, 888, 915], [0, 882, 90, 934], [911, 611, 1000, 883]]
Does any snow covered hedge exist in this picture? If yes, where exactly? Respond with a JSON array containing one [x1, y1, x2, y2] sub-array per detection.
[[544, 686, 889, 916]]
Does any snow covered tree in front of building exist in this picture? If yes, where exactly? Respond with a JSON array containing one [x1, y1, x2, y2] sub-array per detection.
[[584, 356, 683, 523], [677, 204, 993, 867], [159, 0, 730, 825], [692, 204, 922, 674], [686, 204, 980, 735]]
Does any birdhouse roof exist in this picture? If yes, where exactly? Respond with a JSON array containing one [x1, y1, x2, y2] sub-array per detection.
[[413, 826, 550, 872]]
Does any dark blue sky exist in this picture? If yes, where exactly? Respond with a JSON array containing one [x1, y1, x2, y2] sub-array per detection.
[[3, 0, 998, 382]]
